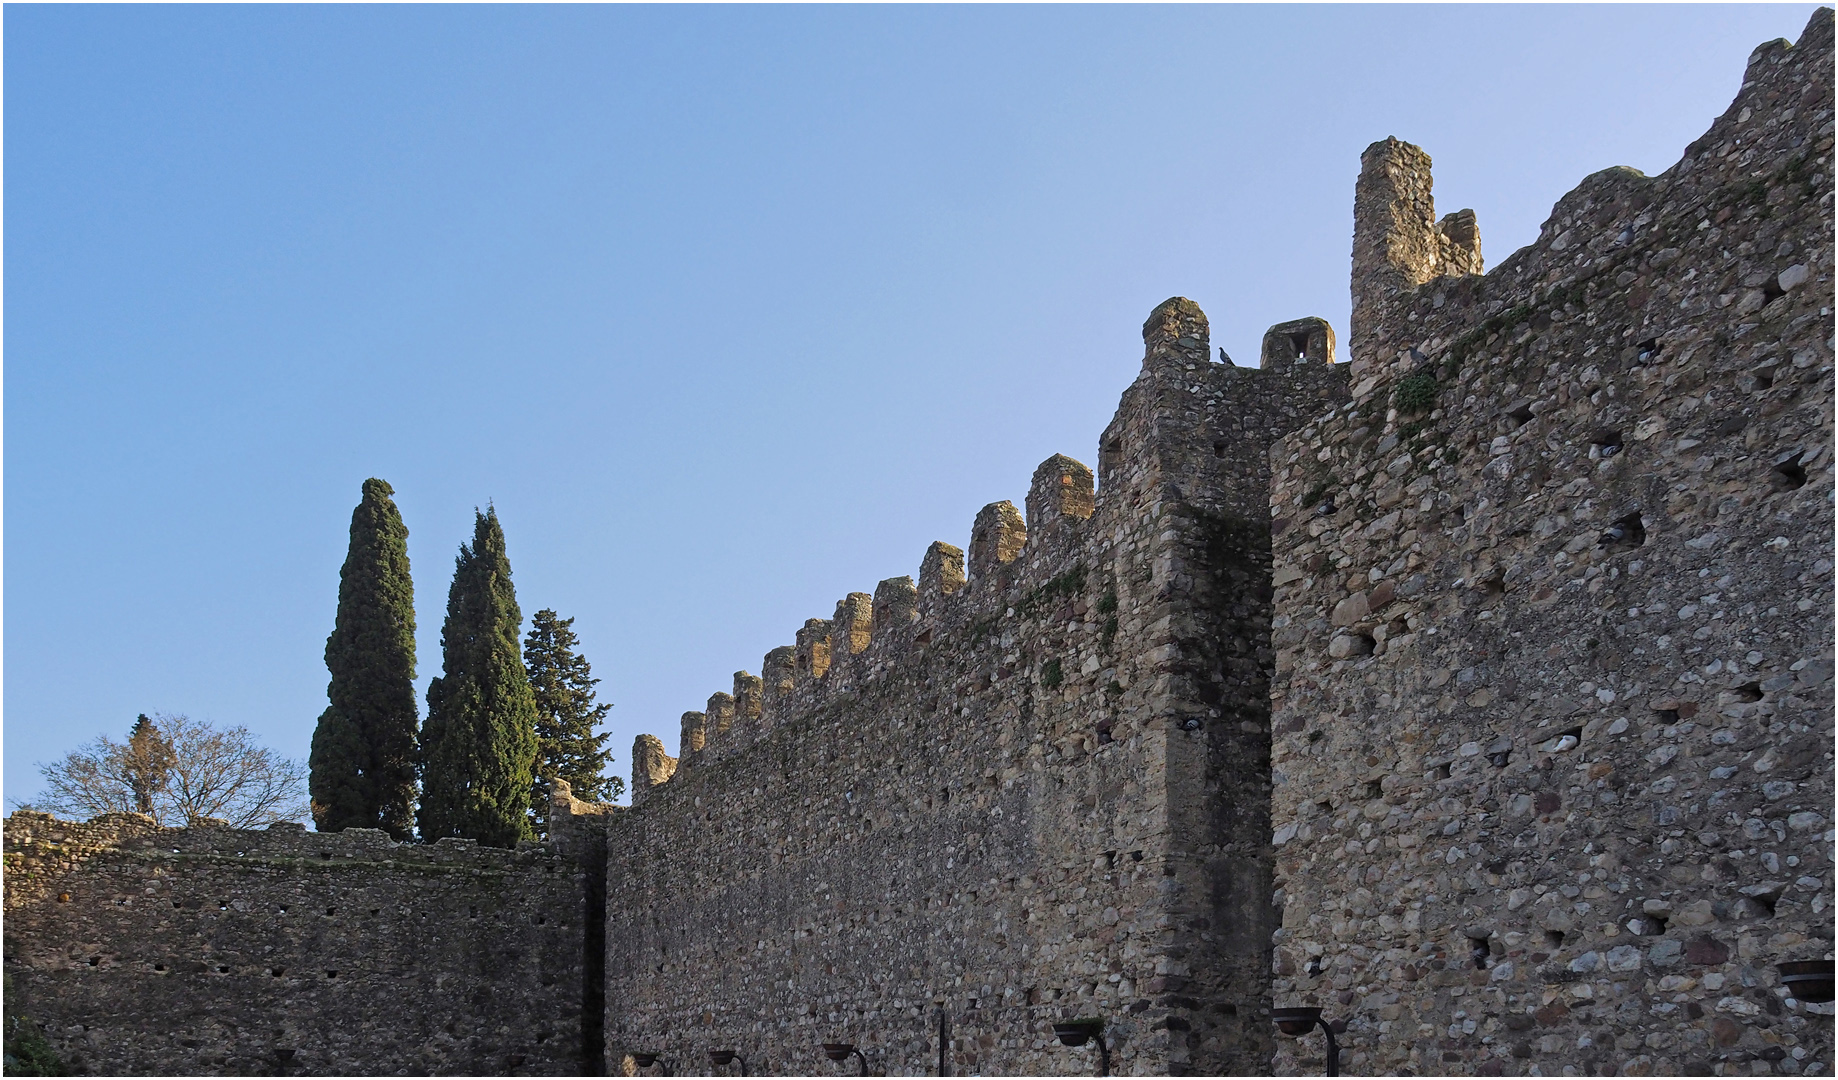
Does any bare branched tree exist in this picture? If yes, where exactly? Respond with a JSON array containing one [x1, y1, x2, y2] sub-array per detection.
[[35, 713, 309, 829]]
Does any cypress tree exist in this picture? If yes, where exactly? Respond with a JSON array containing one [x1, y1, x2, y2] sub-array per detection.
[[524, 609, 621, 832], [309, 478, 418, 839], [123, 714, 176, 816], [418, 507, 539, 847]]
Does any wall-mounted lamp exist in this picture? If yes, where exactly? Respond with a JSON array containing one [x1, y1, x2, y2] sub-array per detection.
[[1052, 1019, 1110, 1076], [823, 1042, 869, 1074], [708, 1050, 748, 1075], [1272, 1007, 1340, 1077], [935, 996, 950, 1077], [1779, 960, 1836, 1004], [629, 1052, 672, 1075]]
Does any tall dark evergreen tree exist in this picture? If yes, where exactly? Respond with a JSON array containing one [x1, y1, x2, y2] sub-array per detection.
[[418, 507, 539, 847], [123, 714, 176, 816], [524, 609, 621, 832], [309, 478, 418, 839]]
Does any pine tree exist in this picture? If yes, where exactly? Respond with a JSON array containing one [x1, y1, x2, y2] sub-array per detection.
[[418, 507, 540, 847], [524, 609, 621, 832], [309, 478, 418, 839]]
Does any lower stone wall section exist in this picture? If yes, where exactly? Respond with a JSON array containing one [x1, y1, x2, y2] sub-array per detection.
[[3, 812, 594, 1076], [601, 538, 1204, 1076]]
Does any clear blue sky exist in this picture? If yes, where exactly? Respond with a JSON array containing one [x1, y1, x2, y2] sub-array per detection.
[[5, 4, 1818, 809]]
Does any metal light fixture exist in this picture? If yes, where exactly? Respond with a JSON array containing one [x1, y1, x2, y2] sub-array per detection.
[[1272, 1007, 1340, 1077], [1779, 960, 1837, 1004], [935, 996, 950, 1078], [823, 1042, 869, 1074], [1052, 1019, 1110, 1077], [629, 1052, 672, 1075], [708, 1050, 748, 1075]]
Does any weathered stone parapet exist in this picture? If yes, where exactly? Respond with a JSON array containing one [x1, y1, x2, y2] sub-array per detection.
[[871, 576, 918, 636], [822, 593, 873, 689], [1260, 317, 1337, 369], [968, 500, 1026, 586], [835, 592, 873, 649], [1350, 136, 1483, 381], [678, 710, 706, 759], [794, 618, 831, 683], [1142, 294, 1210, 367], [704, 693, 735, 744], [1351, 137, 1438, 311], [760, 646, 796, 717], [1437, 206, 1482, 276], [918, 540, 965, 599], [631, 734, 677, 804], [548, 777, 613, 825], [547, 777, 620, 865], [1026, 454, 1095, 533], [732, 671, 764, 725]]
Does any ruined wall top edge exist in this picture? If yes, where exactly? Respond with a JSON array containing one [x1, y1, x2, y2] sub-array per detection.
[[1347, 7, 1834, 387], [2, 809, 580, 870]]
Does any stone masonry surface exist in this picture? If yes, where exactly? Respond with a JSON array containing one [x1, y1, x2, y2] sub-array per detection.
[[1, 13, 1831, 1077], [1269, 10, 1835, 1077], [3, 804, 609, 1076], [602, 295, 1347, 1077]]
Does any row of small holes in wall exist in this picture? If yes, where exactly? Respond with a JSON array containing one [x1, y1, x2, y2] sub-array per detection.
[[140, 961, 345, 979], [463, 906, 547, 924], [1596, 450, 1803, 548], [1316, 933, 1571, 977], [1592, 416, 1807, 491], [177, 901, 554, 921]]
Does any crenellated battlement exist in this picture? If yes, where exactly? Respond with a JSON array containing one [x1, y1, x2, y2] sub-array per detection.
[[13, 18, 1826, 1075], [625, 297, 1353, 811], [1348, 136, 1485, 382], [1259, 317, 1337, 369], [604, 290, 1353, 1073], [1267, 12, 1833, 1075]]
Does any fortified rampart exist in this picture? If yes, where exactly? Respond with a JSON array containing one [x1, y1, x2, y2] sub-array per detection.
[[2, 804, 610, 1076], [2, 11, 1830, 1077], [1269, 11, 1835, 1077], [600, 299, 1346, 1077]]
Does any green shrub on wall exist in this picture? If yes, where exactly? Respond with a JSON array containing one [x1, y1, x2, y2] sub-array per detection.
[[4, 978, 67, 1076], [1393, 372, 1438, 414]]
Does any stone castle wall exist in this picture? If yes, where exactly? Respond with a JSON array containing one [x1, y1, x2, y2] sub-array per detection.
[[601, 298, 1346, 1077], [1268, 9, 1834, 1077], [1, 12, 1829, 1078], [3, 809, 605, 1076]]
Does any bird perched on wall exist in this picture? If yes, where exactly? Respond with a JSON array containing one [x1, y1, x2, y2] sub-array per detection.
[[1219, 347, 1232, 365]]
